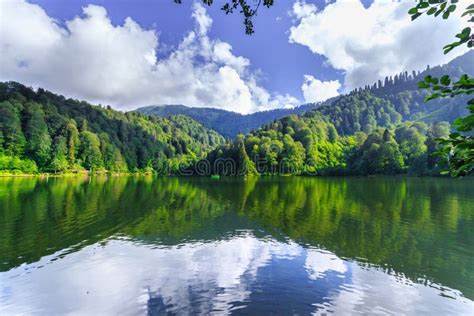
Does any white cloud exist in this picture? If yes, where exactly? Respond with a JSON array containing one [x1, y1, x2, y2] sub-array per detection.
[[289, 0, 470, 91], [0, 1, 298, 114], [305, 248, 347, 280], [3, 235, 471, 315], [1, 235, 302, 315], [316, 261, 472, 315], [192, 2, 212, 36], [292, 0, 317, 19], [301, 75, 340, 103]]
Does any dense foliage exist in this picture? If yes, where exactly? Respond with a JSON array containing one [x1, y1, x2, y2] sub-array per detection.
[[1, 53, 471, 176], [420, 74, 474, 176], [0, 82, 225, 174], [137, 103, 320, 139], [201, 109, 450, 176], [409, 1, 473, 176], [0, 77, 457, 176]]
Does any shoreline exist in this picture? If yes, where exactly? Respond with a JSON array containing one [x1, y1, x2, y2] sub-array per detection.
[[0, 171, 153, 178], [0, 172, 459, 178]]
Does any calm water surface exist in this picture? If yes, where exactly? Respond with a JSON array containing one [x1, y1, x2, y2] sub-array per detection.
[[0, 176, 473, 315]]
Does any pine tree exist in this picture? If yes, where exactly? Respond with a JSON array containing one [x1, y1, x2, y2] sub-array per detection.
[[24, 102, 52, 167]]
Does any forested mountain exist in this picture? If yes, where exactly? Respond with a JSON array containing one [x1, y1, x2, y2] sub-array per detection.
[[137, 103, 321, 139], [320, 51, 473, 136], [138, 51, 473, 138], [371, 50, 474, 125], [201, 109, 450, 176], [1, 51, 471, 176], [0, 82, 225, 174]]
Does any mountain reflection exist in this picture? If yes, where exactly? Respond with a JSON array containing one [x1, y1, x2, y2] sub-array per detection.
[[0, 176, 473, 314]]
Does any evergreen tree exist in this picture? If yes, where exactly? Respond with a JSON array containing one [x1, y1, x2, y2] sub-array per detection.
[[50, 135, 68, 173], [24, 102, 52, 167], [79, 131, 103, 170], [0, 101, 26, 156], [66, 121, 80, 167]]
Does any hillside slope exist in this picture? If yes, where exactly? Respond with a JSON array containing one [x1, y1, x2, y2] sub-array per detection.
[[199, 52, 474, 176], [0, 82, 225, 174], [202, 111, 450, 176], [137, 103, 321, 139]]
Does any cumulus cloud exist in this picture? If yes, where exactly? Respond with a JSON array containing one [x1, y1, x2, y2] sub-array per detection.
[[0, 1, 298, 114], [301, 75, 340, 103], [4, 235, 470, 315], [316, 261, 471, 315], [1, 236, 302, 314], [305, 249, 347, 280], [289, 0, 470, 91]]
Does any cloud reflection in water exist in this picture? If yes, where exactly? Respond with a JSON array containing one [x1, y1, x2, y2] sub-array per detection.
[[1, 232, 471, 315]]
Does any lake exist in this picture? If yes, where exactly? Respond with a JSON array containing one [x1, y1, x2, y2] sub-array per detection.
[[0, 176, 473, 315]]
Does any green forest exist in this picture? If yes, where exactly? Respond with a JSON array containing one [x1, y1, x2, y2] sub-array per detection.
[[0, 80, 459, 176], [0, 82, 224, 175], [0, 52, 472, 176], [204, 109, 450, 176], [138, 103, 319, 139]]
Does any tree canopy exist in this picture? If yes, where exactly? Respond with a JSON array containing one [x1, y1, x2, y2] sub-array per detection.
[[0, 82, 225, 174], [409, 0, 473, 176]]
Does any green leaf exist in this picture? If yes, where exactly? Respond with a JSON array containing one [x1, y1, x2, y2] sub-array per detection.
[[440, 75, 451, 85], [424, 93, 442, 102], [443, 44, 456, 54], [439, 2, 447, 11], [418, 81, 430, 89], [435, 2, 447, 16], [457, 142, 473, 149], [417, 2, 430, 9], [411, 12, 422, 20], [442, 11, 450, 19], [461, 9, 474, 17], [461, 27, 471, 36], [427, 7, 437, 15]]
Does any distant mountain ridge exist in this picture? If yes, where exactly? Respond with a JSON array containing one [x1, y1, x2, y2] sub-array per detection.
[[311, 51, 473, 136], [136, 51, 473, 138], [137, 102, 323, 138]]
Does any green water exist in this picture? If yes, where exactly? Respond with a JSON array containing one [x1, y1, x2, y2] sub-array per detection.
[[0, 176, 473, 314]]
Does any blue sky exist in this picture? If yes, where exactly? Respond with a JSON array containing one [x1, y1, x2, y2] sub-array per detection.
[[27, 0, 340, 101], [0, 0, 468, 113]]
